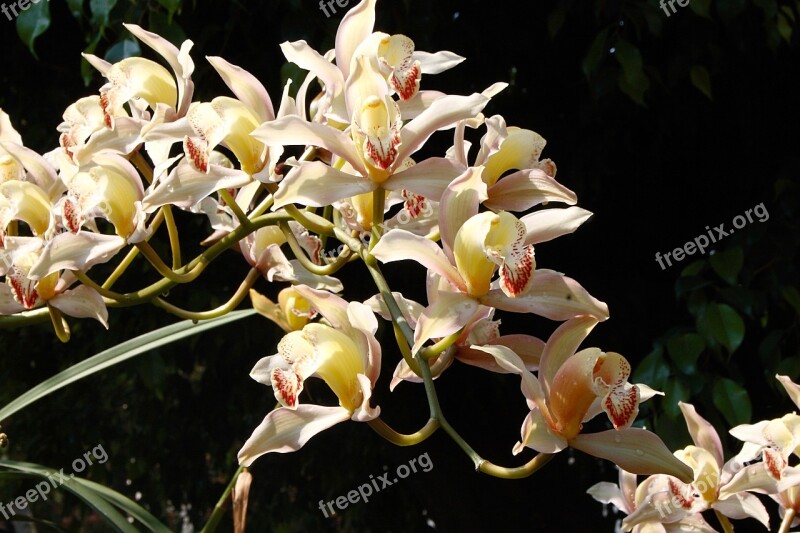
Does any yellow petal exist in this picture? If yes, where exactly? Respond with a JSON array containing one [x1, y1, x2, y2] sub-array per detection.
[[101, 57, 177, 128], [0, 180, 51, 235], [453, 211, 498, 297], [482, 127, 547, 186]]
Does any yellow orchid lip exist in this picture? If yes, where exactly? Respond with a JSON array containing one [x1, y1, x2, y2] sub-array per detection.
[[272, 323, 366, 413], [353, 95, 401, 181], [482, 127, 548, 186], [100, 57, 178, 129], [0, 180, 52, 236]]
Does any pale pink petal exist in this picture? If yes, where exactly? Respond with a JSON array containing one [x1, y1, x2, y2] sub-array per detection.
[[371, 229, 466, 293], [521, 206, 593, 245], [721, 464, 800, 496], [777, 374, 800, 411], [272, 161, 375, 209], [29, 233, 126, 279], [363, 292, 423, 328], [586, 481, 630, 515], [0, 141, 62, 199], [0, 110, 22, 143], [571, 429, 694, 482], [237, 405, 350, 466], [251, 116, 366, 175], [395, 93, 490, 168], [347, 301, 381, 383], [413, 50, 465, 74], [538, 315, 599, 397], [485, 169, 578, 212], [712, 493, 769, 528], [334, 0, 376, 79], [281, 41, 343, 96], [292, 285, 350, 332], [0, 283, 25, 314], [438, 166, 487, 262], [384, 157, 463, 201], [678, 402, 724, 469], [49, 285, 108, 328], [81, 53, 112, 76], [482, 269, 609, 321], [412, 292, 479, 353], [143, 160, 250, 208], [469, 344, 545, 409], [207, 56, 274, 122], [396, 90, 446, 121], [351, 373, 380, 422], [513, 408, 567, 455], [458, 335, 544, 373]]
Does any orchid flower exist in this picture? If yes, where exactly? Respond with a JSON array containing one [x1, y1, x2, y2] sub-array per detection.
[[238, 285, 380, 465], [472, 316, 690, 481], [0, 236, 107, 325], [371, 167, 608, 352], [587, 468, 718, 533], [250, 287, 318, 333], [617, 402, 771, 531], [365, 292, 543, 389], [28, 153, 148, 279]]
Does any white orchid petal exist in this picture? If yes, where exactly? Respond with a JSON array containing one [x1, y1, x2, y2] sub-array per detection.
[[273, 161, 375, 209], [411, 292, 478, 354], [438, 166, 487, 262], [334, 0, 376, 79], [371, 229, 467, 293], [485, 169, 578, 212], [483, 269, 609, 321], [413, 50, 465, 74], [713, 492, 769, 528], [678, 402, 725, 469], [539, 315, 600, 398], [237, 405, 350, 466], [49, 285, 108, 328], [396, 93, 489, 167], [29, 232, 126, 279], [521, 206, 593, 245], [384, 157, 462, 201], [207, 56, 274, 122]]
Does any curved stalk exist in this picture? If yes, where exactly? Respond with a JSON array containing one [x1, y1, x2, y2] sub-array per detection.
[[162, 205, 183, 269], [152, 268, 260, 321], [279, 221, 350, 276], [219, 189, 252, 229], [478, 453, 555, 480], [135, 241, 205, 284], [47, 304, 70, 343], [369, 188, 386, 250], [367, 418, 439, 446], [779, 508, 797, 533], [283, 204, 334, 235], [201, 465, 244, 533], [715, 509, 735, 533]]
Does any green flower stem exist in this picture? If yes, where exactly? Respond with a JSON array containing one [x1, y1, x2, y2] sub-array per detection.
[[478, 453, 555, 479], [135, 241, 205, 284], [130, 151, 154, 184], [319, 204, 333, 249], [218, 189, 252, 230], [102, 245, 141, 290], [201, 465, 244, 533], [715, 509, 735, 533], [152, 268, 261, 321], [283, 204, 334, 235], [102, 207, 166, 290], [393, 322, 422, 377], [249, 192, 274, 218], [162, 205, 183, 269], [279, 221, 350, 276], [369, 188, 386, 251], [47, 304, 70, 343], [779, 508, 796, 533], [420, 331, 462, 361], [367, 417, 439, 446]]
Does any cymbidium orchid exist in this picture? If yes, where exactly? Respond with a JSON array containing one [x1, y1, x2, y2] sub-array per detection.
[[250, 286, 318, 333], [372, 166, 607, 352], [477, 316, 690, 481], [0, 236, 107, 326], [237, 285, 380, 465], [28, 153, 148, 279], [614, 402, 771, 532]]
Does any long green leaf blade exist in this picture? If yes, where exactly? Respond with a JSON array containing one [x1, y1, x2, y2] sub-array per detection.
[[0, 309, 256, 422]]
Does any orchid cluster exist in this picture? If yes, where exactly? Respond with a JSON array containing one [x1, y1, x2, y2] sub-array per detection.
[[1, 0, 788, 530], [589, 375, 800, 533]]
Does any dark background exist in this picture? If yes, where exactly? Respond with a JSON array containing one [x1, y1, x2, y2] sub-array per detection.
[[1, 0, 799, 531]]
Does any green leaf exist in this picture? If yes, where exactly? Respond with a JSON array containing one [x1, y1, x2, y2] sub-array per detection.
[[582, 27, 610, 79], [78, 477, 171, 532], [0, 309, 256, 423], [15, 0, 51, 59], [89, 0, 118, 29], [689, 0, 712, 18], [66, 0, 84, 18], [666, 333, 705, 375], [712, 377, 751, 426], [615, 39, 650, 105], [698, 303, 745, 353], [663, 378, 690, 418], [632, 345, 671, 390], [690, 65, 713, 100], [156, 0, 181, 14], [681, 260, 706, 277], [709, 247, 742, 284], [104, 38, 141, 64], [782, 286, 800, 316], [0, 462, 137, 532]]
